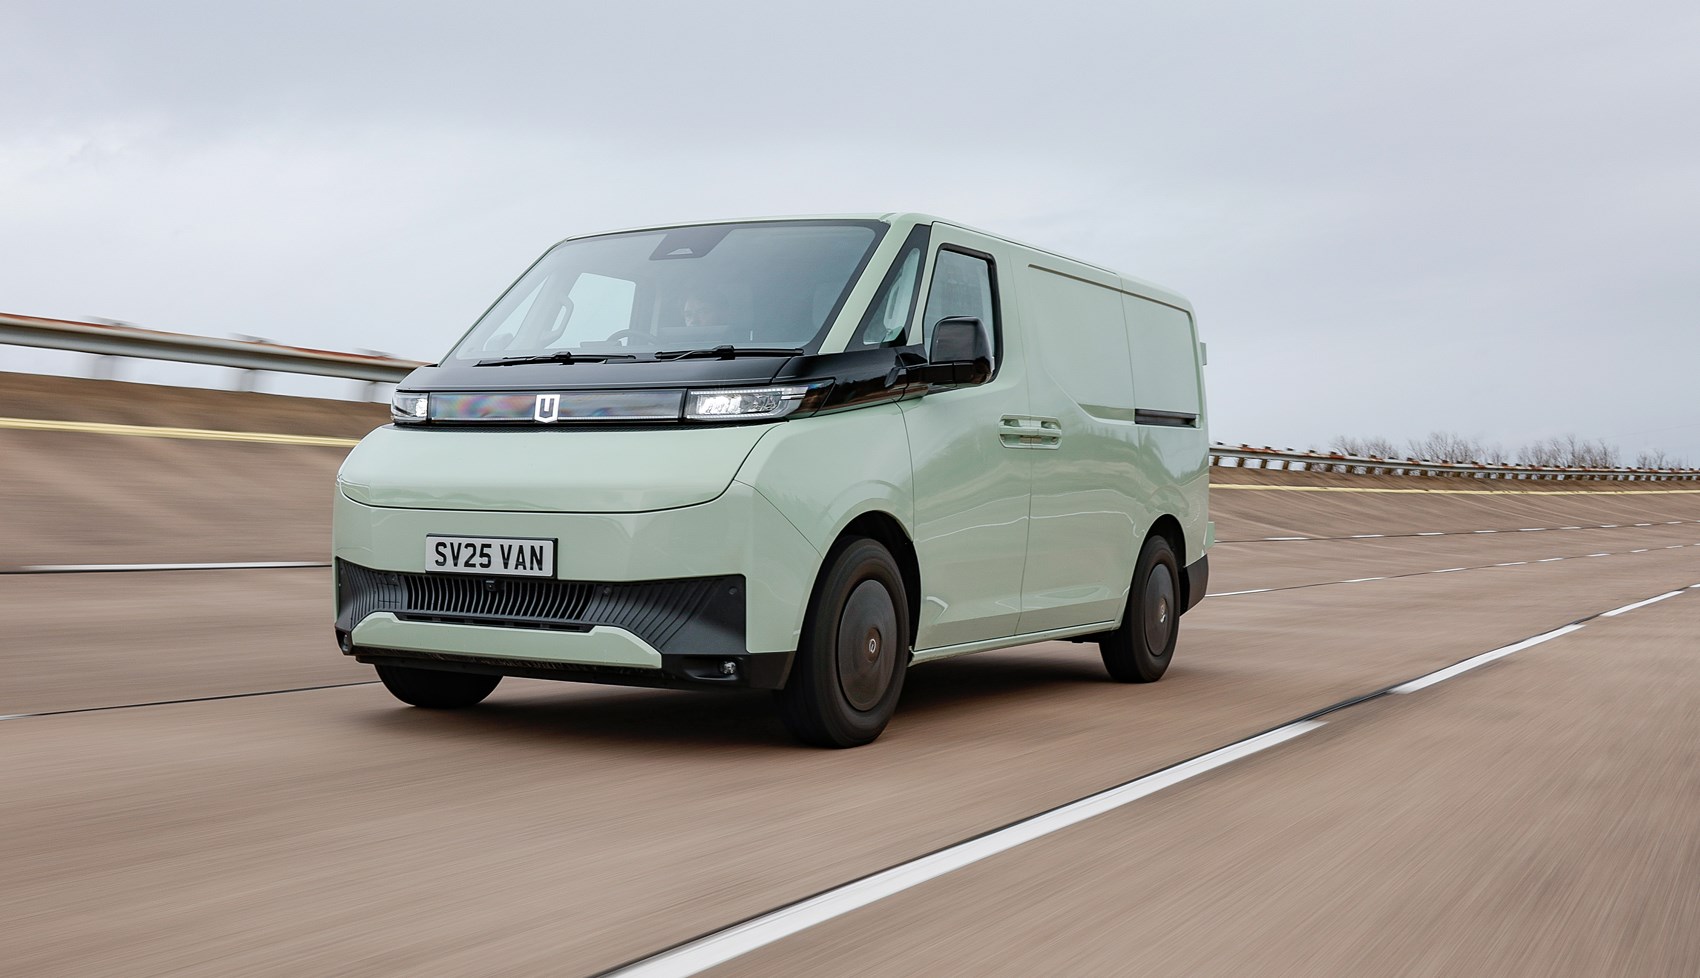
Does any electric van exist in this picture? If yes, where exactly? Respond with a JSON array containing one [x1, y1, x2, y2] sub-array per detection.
[[333, 214, 1212, 747]]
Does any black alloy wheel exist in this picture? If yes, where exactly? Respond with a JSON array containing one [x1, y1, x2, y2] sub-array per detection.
[[1100, 534, 1181, 683], [777, 538, 910, 748], [375, 664, 502, 709]]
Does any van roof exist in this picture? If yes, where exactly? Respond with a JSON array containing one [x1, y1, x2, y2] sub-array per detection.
[[900, 214, 1194, 311], [560, 213, 1193, 311]]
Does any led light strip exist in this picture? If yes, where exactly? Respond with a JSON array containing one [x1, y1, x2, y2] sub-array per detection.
[[422, 390, 685, 423]]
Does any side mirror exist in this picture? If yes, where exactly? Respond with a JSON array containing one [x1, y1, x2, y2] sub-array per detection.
[[922, 316, 993, 386]]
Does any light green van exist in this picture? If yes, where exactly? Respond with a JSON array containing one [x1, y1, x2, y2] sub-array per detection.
[[334, 214, 1211, 747]]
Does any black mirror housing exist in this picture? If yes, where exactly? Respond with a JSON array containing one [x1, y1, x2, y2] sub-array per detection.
[[924, 316, 993, 386]]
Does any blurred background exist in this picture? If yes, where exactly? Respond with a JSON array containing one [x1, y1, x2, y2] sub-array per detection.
[[5, 0, 1700, 458], [4, 3, 1699, 977]]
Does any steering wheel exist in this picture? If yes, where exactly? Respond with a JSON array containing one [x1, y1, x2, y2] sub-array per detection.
[[603, 329, 659, 347]]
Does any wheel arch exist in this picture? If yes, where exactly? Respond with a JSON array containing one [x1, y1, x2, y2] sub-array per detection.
[[816, 510, 922, 653], [1145, 513, 1189, 609]]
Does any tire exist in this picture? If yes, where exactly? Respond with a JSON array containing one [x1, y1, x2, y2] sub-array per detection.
[[1099, 534, 1180, 683], [777, 538, 911, 748], [375, 664, 502, 709]]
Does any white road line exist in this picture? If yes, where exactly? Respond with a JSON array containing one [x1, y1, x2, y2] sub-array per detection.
[[1390, 625, 1586, 694], [13, 561, 328, 573], [1211, 542, 1674, 596], [1600, 591, 1686, 617], [0, 681, 383, 721], [613, 575, 1697, 977], [1667, 545, 1684, 549], [1243, 520, 1700, 544], [603, 723, 1325, 978]]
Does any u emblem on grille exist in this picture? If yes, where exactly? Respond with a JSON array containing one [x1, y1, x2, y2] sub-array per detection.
[[533, 393, 561, 423]]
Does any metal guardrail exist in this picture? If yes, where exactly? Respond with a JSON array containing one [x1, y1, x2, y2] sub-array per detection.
[[0, 313, 425, 383], [1212, 444, 1700, 482], [4, 313, 1694, 482]]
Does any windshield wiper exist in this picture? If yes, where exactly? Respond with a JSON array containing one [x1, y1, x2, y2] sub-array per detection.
[[651, 345, 804, 361], [475, 351, 639, 366]]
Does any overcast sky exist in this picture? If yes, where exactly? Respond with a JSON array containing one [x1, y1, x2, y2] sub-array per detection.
[[4, 0, 1697, 460]]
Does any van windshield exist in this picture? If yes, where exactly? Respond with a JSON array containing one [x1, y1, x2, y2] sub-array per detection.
[[450, 221, 885, 362]]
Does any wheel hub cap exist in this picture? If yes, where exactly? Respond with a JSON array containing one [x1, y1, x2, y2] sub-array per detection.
[[1144, 564, 1176, 654], [837, 580, 898, 712]]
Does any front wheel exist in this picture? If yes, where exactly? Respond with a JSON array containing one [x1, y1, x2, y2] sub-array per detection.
[[375, 664, 502, 709], [777, 538, 910, 748], [1099, 535, 1180, 683]]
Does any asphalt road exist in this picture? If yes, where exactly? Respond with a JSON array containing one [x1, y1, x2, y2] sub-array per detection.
[[3, 379, 1697, 977]]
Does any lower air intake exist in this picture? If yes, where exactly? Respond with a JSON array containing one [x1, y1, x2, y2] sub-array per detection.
[[336, 560, 744, 655]]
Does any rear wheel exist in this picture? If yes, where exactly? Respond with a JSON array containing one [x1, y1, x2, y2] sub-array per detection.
[[375, 664, 501, 708], [1100, 534, 1180, 683], [777, 538, 910, 748]]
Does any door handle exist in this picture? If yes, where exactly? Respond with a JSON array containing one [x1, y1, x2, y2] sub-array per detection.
[[999, 415, 1062, 450]]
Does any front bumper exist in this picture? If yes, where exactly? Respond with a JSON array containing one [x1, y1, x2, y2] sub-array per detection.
[[345, 624, 794, 691], [335, 562, 748, 655], [332, 480, 820, 690]]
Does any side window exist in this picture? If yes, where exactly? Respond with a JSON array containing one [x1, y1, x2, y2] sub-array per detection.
[[852, 225, 930, 349], [921, 248, 997, 361]]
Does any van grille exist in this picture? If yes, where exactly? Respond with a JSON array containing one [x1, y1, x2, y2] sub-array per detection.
[[336, 561, 744, 654]]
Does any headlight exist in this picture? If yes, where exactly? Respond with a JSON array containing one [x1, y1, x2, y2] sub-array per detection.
[[684, 385, 812, 421], [390, 391, 429, 423]]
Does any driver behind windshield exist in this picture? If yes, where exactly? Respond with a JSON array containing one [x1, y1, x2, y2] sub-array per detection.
[[681, 290, 731, 332]]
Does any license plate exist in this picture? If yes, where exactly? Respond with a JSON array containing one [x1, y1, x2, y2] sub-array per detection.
[[424, 535, 556, 577]]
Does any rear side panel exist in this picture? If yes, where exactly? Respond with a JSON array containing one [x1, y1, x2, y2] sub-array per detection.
[[1122, 288, 1210, 567], [1012, 254, 1210, 634]]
